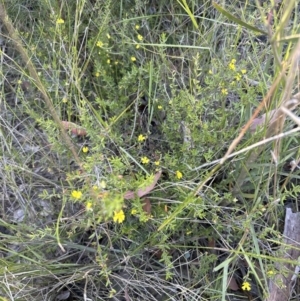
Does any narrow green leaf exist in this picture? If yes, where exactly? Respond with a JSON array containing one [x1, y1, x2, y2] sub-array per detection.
[[250, 225, 268, 295], [240, 245, 265, 292], [212, 2, 267, 35], [222, 263, 229, 301], [176, 0, 199, 30], [214, 256, 234, 272]]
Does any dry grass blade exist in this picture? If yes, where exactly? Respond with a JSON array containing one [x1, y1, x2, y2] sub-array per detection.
[[0, 4, 83, 169], [280, 105, 300, 127], [232, 37, 300, 194]]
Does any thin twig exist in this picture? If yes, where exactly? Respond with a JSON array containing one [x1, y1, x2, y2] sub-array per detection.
[[190, 126, 300, 171]]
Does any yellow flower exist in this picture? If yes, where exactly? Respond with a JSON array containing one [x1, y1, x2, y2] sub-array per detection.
[[208, 70, 213, 74], [135, 24, 140, 29], [113, 210, 125, 223], [154, 161, 160, 166], [229, 64, 235, 71], [221, 88, 228, 95], [131, 56, 136, 62], [99, 180, 106, 189], [267, 270, 275, 276], [137, 34, 143, 41], [131, 208, 137, 215], [107, 33, 111, 39], [56, 18, 64, 24], [235, 73, 242, 81], [62, 97, 68, 103], [141, 156, 150, 164], [176, 170, 183, 179], [71, 190, 82, 199], [136, 44, 140, 49], [95, 72, 100, 77], [157, 105, 163, 110], [228, 59, 236, 71], [86, 201, 93, 211], [107, 59, 111, 64], [82, 146, 89, 153], [241, 69, 247, 74], [96, 41, 103, 47], [138, 134, 146, 142], [241, 281, 251, 291]]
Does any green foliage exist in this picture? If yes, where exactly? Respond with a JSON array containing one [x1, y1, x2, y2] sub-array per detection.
[[1, 0, 300, 300]]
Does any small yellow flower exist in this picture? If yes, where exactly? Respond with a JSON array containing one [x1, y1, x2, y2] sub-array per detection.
[[131, 56, 136, 62], [56, 18, 64, 24], [107, 59, 111, 64], [62, 97, 68, 103], [267, 270, 275, 276], [107, 33, 111, 39], [138, 134, 146, 142], [136, 44, 140, 49], [235, 73, 242, 81], [95, 72, 100, 77], [208, 70, 213, 75], [135, 24, 140, 30], [131, 208, 137, 215], [229, 64, 235, 71], [82, 146, 89, 153], [99, 180, 106, 189], [157, 105, 163, 110], [71, 190, 82, 199], [137, 34, 143, 41], [154, 161, 160, 166], [241, 281, 251, 291], [141, 156, 150, 164], [221, 88, 228, 95], [97, 41, 103, 48], [113, 210, 125, 223], [86, 201, 93, 211], [228, 59, 236, 71], [176, 170, 183, 179], [17, 80, 22, 85], [241, 69, 247, 74]]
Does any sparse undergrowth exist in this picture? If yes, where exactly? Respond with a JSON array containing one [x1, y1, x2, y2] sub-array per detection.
[[1, 0, 300, 300]]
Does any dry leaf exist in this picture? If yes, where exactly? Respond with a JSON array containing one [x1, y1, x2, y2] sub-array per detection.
[[56, 290, 71, 301], [250, 99, 300, 133], [124, 170, 162, 200], [250, 109, 277, 133], [61, 121, 87, 136], [227, 276, 239, 291], [142, 198, 151, 214]]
